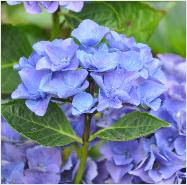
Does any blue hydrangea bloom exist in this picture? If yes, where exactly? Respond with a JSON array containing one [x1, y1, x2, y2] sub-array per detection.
[[76, 45, 120, 72], [97, 52, 186, 183], [7, 1, 84, 13], [33, 39, 79, 72], [155, 126, 179, 150], [40, 69, 89, 98], [129, 144, 185, 183], [1, 117, 100, 184], [137, 80, 167, 111], [72, 92, 97, 115], [26, 146, 62, 173], [11, 68, 51, 116], [12, 19, 168, 115], [91, 70, 140, 111], [91, 69, 166, 111], [100, 141, 147, 183], [2, 142, 26, 162], [1, 161, 25, 184], [158, 53, 186, 82]]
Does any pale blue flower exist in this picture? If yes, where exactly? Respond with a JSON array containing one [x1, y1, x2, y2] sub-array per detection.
[[72, 92, 97, 115], [33, 38, 79, 72]]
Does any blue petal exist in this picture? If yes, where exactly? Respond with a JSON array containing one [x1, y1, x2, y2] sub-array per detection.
[[40, 1, 59, 13], [11, 83, 31, 99], [59, 1, 84, 12], [106, 31, 136, 51], [41, 70, 88, 98], [25, 96, 51, 116], [77, 49, 119, 72], [36, 57, 52, 70], [33, 41, 51, 55], [138, 80, 167, 110], [71, 19, 109, 47], [26, 145, 62, 173], [72, 92, 95, 115], [23, 2, 42, 14], [119, 51, 143, 71], [18, 68, 49, 95], [23, 169, 60, 184]]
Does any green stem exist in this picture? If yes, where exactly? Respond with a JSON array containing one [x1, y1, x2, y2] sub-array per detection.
[[74, 114, 92, 184], [74, 75, 96, 183], [51, 9, 60, 40]]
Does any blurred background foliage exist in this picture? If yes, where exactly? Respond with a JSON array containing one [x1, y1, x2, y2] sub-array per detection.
[[1, 1, 186, 97]]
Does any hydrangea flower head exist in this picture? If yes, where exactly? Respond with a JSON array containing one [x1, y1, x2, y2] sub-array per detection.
[[12, 19, 167, 116], [98, 53, 186, 184]]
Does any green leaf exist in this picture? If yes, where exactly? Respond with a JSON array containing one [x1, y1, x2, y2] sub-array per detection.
[[16, 24, 50, 45], [89, 111, 169, 142], [1, 24, 32, 95], [148, 2, 186, 57], [1, 101, 82, 146], [64, 2, 164, 42]]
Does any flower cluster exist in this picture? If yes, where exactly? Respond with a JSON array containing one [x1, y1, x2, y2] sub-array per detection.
[[2, 52, 186, 184], [95, 54, 186, 184], [7, 1, 84, 13], [2, 53, 186, 184], [12, 19, 167, 116], [1, 118, 98, 184]]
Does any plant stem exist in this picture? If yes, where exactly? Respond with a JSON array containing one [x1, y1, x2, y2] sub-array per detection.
[[74, 114, 92, 184], [51, 8, 60, 40], [74, 75, 95, 184]]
